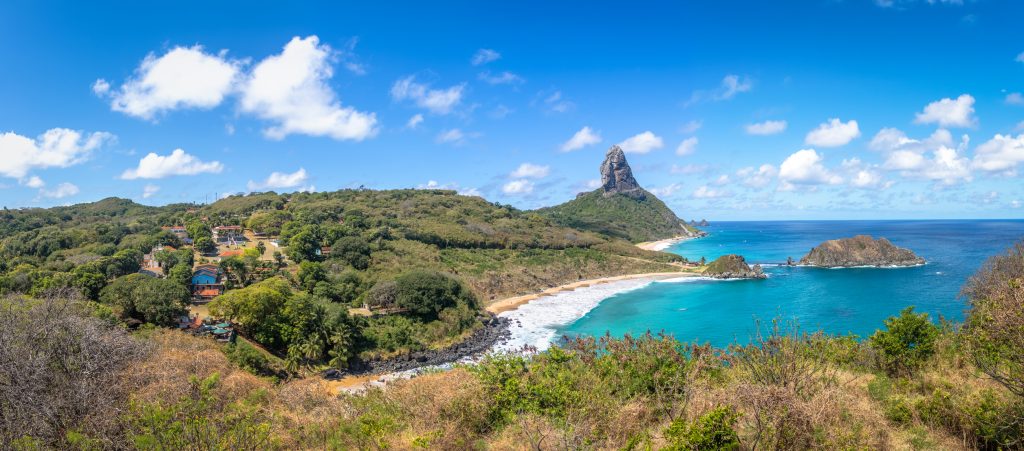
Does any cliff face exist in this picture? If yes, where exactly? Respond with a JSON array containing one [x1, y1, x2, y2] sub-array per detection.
[[798, 235, 925, 268], [703, 254, 766, 279], [600, 145, 644, 199], [537, 145, 700, 243]]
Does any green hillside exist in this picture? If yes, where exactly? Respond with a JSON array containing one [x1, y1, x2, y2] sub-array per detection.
[[537, 188, 698, 243]]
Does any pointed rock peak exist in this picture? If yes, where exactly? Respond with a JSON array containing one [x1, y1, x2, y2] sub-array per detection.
[[600, 145, 644, 199]]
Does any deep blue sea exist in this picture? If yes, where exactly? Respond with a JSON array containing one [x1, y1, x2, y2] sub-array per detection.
[[557, 220, 1024, 348]]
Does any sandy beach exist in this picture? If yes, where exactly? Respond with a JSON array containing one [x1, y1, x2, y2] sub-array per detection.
[[634, 235, 692, 250], [486, 271, 695, 314]]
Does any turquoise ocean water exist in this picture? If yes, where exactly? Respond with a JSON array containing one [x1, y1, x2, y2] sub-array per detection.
[[557, 220, 1024, 348]]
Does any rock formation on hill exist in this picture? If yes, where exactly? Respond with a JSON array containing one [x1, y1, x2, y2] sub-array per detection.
[[600, 145, 644, 199], [799, 235, 925, 268], [703, 254, 766, 279], [537, 145, 702, 243]]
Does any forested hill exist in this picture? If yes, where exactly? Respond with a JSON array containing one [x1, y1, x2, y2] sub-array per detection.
[[0, 189, 683, 302]]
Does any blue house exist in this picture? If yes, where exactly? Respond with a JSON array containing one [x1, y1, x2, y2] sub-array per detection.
[[191, 265, 223, 301]]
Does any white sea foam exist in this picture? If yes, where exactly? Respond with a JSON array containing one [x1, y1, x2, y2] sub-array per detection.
[[494, 278, 657, 353]]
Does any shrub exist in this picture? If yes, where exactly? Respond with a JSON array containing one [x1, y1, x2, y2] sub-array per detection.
[[664, 405, 741, 450], [869, 307, 939, 377]]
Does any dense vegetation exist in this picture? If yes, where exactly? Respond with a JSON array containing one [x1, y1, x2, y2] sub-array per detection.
[[5, 235, 1024, 449], [538, 189, 698, 243], [0, 189, 686, 371]]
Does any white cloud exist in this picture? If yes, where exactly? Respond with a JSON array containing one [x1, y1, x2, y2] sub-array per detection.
[[539, 90, 574, 113], [436, 128, 469, 145], [679, 120, 703, 134], [240, 36, 378, 141], [736, 164, 778, 188], [471, 49, 501, 66], [684, 74, 752, 107], [618, 131, 664, 154], [91, 79, 110, 96], [675, 137, 699, 156], [390, 76, 465, 114], [561, 126, 602, 152], [1017, 52, 1024, 63], [23, 176, 45, 189], [247, 168, 310, 191], [1006, 92, 1024, 106], [778, 149, 843, 189], [40, 182, 79, 199], [406, 114, 424, 129], [805, 118, 860, 147], [692, 185, 732, 199], [972, 134, 1024, 173], [510, 163, 550, 179], [0, 128, 114, 179], [103, 45, 242, 120], [502, 179, 534, 195], [842, 158, 892, 190], [746, 120, 788, 135], [871, 127, 972, 184], [914, 94, 976, 128], [478, 71, 524, 85], [649, 183, 683, 197], [142, 184, 160, 199], [120, 148, 224, 179]]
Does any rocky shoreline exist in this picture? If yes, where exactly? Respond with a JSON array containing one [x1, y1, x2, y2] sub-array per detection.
[[799, 235, 925, 268], [342, 315, 512, 376]]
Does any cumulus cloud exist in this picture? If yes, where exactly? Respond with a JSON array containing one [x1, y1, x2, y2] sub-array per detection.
[[746, 120, 788, 135], [502, 179, 534, 195], [40, 182, 79, 199], [842, 158, 892, 190], [390, 76, 465, 114], [510, 163, 550, 179], [561, 126, 602, 152], [240, 36, 378, 141], [23, 176, 45, 189], [870, 127, 972, 184], [675, 137, 698, 156], [1006, 92, 1024, 106], [406, 113, 424, 129], [478, 71, 524, 85], [471, 49, 501, 66], [692, 185, 732, 199], [778, 149, 843, 190], [736, 164, 778, 188], [805, 118, 860, 147], [100, 45, 242, 120], [914, 94, 976, 128], [120, 148, 223, 179], [0, 128, 114, 179], [618, 131, 664, 154], [972, 134, 1024, 174], [247, 168, 311, 191], [142, 184, 160, 199]]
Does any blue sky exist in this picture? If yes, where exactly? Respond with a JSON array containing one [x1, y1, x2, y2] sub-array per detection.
[[1, 0, 1023, 219]]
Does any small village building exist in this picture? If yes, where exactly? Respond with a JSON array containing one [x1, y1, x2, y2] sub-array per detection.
[[213, 225, 243, 243], [161, 225, 192, 244], [191, 264, 224, 301]]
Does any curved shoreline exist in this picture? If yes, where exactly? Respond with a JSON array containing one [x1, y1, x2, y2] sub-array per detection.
[[636, 235, 695, 251], [485, 271, 696, 314]]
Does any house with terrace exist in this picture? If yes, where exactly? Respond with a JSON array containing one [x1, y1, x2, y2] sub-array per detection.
[[191, 264, 224, 302]]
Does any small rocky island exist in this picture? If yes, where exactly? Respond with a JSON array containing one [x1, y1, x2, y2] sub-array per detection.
[[798, 235, 925, 268], [703, 254, 766, 279]]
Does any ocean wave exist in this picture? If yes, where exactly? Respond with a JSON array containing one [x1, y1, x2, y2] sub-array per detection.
[[494, 278, 656, 354]]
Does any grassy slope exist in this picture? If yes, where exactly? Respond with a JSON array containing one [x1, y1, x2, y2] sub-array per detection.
[[536, 189, 695, 243]]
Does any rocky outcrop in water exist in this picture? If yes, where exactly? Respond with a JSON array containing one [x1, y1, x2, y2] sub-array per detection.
[[600, 145, 644, 199], [703, 254, 766, 279], [798, 235, 924, 268], [343, 316, 511, 376]]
